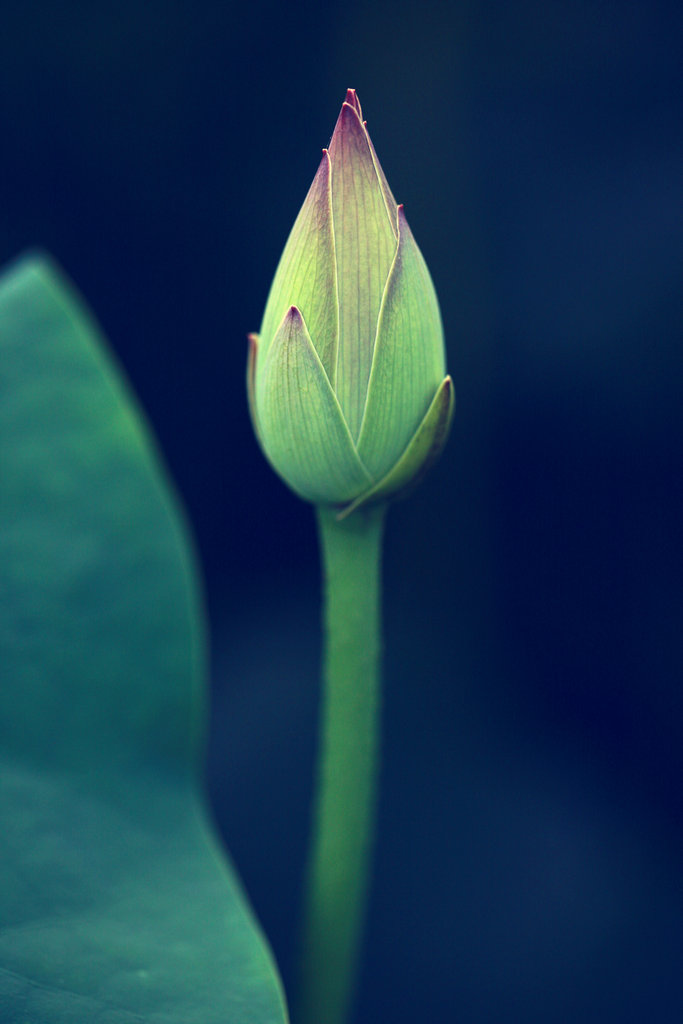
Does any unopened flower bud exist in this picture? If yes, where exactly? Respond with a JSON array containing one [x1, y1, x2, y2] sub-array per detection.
[[248, 89, 453, 515]]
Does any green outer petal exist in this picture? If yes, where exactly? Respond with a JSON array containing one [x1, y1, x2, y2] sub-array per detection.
[[259, 151, 338, 382], [357, 205, 445, 479], [365, 134, 399, 238], [256, 306, 372, 504], [328, 100, 398, 440], [340, 375, 454, 518]]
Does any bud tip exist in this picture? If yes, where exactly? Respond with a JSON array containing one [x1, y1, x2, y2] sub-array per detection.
[[344, 87, 360, 108], [285, 304, 304, 326]]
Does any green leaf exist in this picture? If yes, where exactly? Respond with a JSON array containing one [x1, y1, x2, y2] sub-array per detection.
[[0, 254, 289, 1024]]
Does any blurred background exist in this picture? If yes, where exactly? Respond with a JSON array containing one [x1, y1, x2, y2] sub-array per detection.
[[2, 0, 682, 1020]]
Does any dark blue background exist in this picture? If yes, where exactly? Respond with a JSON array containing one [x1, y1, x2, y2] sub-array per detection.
[[2, 1, 682, 1020]]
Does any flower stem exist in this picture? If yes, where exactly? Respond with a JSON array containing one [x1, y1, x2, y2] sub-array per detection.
[[297, 502, 386, 1024]]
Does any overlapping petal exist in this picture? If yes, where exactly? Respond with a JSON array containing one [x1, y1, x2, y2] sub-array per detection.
[[340, 375, 454, 517], [259, 151, 338, 382], [327, 95, 398, 439], [357, 206, 445, 479], [256, 306, 373, 504]]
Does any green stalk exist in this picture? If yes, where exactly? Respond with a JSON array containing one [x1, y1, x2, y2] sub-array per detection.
[[297, 502, 386, 1024]]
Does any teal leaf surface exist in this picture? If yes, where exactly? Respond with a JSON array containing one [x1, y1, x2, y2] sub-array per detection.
[[0, 255, 289, 1023]]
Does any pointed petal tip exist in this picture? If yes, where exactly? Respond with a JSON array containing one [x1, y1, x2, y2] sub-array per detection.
[[270, 305, 306, 341], [247, 333, 259, 380], [329, 93, 371, 158], [246, 335, 260, 380], [344, 88, 362, 116], [395, 204, 414, 244], [280, 304, 309, 338], [310, 149, 332, 192], [246, 334, 261, 443], [247, 334, 259, 381], [332, 90, 365, 138], [308, 148, 332, 190]]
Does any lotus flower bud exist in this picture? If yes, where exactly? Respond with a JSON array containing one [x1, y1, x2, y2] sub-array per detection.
[[248, 89, 453, 515]]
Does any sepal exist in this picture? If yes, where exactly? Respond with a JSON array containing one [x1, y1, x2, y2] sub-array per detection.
[[338, 375, 454, 518]]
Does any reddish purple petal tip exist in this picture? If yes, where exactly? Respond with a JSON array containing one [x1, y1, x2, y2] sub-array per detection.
[[344, 89, 363, 119]]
